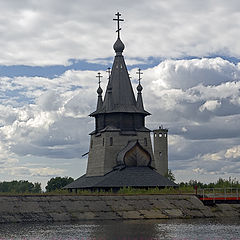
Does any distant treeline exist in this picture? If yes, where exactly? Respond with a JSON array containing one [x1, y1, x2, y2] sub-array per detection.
[[0, 180, 41, 193], [0, 177, 74, 193], [0, 177, 239, 194], [179, 177, 240, 189]]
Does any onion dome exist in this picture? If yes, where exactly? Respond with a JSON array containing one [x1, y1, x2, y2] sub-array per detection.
[[137, 84, 143, 92], [97, 86, 103, 95], [113, 38, 125, 54]]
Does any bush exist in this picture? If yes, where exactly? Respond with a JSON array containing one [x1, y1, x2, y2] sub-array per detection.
[[45, 176, 74, 192]]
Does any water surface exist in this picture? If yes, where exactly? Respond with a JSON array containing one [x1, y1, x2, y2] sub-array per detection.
[[0, 218, 239, 240]]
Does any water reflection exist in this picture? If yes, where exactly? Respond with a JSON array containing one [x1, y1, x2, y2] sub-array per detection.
[[0, 218, 239, 240]]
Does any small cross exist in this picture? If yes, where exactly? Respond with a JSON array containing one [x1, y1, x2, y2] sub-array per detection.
[[136, 68, 143, 84], [106, 67, 111, 80], [96, 72, 103, 87], [113, 12, 124, 39]]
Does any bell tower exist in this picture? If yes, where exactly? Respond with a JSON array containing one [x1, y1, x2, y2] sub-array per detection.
[[153, 127, 168, 176]]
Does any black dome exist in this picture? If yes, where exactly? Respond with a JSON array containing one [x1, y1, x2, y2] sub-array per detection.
[[113, 38, 125, 53]]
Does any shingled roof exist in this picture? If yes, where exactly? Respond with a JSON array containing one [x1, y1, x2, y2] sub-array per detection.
[[90, 36, 150, 116], [64, 166, 177, 190]]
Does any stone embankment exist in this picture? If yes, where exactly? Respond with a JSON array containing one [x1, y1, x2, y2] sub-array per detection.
[[0, 194, 239, 223]]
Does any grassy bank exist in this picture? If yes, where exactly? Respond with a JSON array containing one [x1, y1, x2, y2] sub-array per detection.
[[0, 186, 196, 196]]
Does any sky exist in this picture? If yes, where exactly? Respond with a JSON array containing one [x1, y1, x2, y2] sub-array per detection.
[[1, 0, 240, 189]]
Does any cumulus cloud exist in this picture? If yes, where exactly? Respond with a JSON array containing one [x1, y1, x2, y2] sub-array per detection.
[[138, 58, 240, 131], [139, 57, 240, 181], [1, 56, 240, 184], [199, 100, 221, 112], [37, 91, 62, 111], [0, 74, 94, 186], [29, 167, 65, 177], [225, 145, 240, 159], [191, 144, 240, 175], [1, 1, 240, 66], [0, 69, 98, 176], [0, 166, 64, 178], [1, 1, 240, 186], [147, 58, 239, 90]]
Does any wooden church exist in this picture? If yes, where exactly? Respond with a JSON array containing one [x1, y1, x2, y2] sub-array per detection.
[[65, 12, 177, 191]]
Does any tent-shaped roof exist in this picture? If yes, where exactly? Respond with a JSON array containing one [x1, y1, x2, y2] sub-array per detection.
[[64, 166, 177, 190], [90, 37, 150, 116]]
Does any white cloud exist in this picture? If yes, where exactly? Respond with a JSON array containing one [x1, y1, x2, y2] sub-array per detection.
[[0, 1, 240, 66], [0, 68, 98, 167], [225, 145, 240, 159], [1, 166, 65, 178], [146, 58, 239, 92], [1, 1, 240, 186], [193, 168, 205, 174], [29, 167, 65, 177], [181, 127, 188, 133], [1, 56, 240, 184], [139, 58, 240, 130], [199, 100, 221, 112], [191, 144, 240, 174], [202, 152, 223, 162], [37, 91, 62, 111]]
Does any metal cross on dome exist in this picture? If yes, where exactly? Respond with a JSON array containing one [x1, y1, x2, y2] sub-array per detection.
[[136, 68, 143, 84], [96, 72, 103, 87], [113, 12, 124, 39]]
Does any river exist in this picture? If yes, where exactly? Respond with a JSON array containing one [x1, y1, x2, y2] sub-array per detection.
[[0, 218, 239, 240]]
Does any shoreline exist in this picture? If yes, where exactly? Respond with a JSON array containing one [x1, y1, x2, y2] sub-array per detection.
[[0, 194, 239, 223]]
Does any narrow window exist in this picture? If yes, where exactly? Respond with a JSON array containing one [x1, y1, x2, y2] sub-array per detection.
[[159, 133, 162, 137], [164, 133, 167, 137], [90, 139, 93, 148], [159, 152, 162, 157], [144, 138, 147, 146], [154, 133, 157, 137], [110, 137, 113, 146]]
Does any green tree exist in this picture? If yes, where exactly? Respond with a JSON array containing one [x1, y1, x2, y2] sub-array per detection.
[[45, 176, 74, 192], [165, 169, 176, 182], [33, 182, 42, 193], [178, 177, 240, 189], [0, 180, 42, 193]]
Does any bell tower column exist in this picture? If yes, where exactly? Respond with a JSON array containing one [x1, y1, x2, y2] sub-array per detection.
[[153, 127, 168, 176]]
